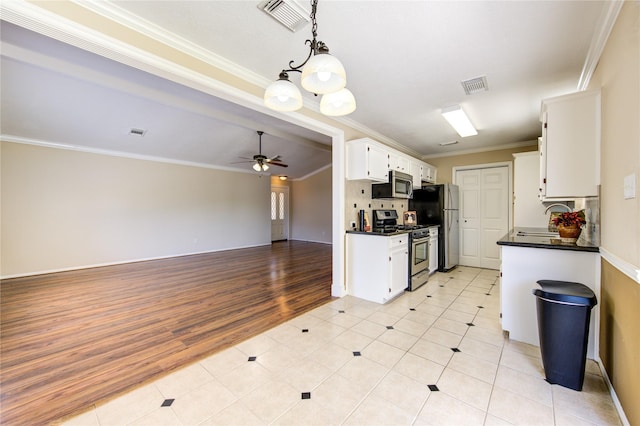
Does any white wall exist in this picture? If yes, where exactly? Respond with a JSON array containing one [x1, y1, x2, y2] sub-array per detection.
[[290, 166, 332, 244], [1, 141, 271, 277]]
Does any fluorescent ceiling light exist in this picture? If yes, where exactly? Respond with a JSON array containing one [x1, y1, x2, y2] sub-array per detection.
[[441, 105, 478, 138]]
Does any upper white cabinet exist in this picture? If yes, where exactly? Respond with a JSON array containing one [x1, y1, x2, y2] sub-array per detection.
[[346, 138, 389, 182], [389, 152, 409, 173], [539, 90, 600, 200], [409, 160, 423, 188], [423, 163, 437, 184], [347, 138, 436, 185], [409, 160, 437, 188], [513, 152, 548, 227]]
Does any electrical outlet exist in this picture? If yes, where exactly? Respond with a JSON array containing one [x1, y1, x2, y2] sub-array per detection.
[[624, 173, 636, 199]]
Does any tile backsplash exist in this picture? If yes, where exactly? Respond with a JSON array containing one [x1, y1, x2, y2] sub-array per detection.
[[345, 180, 411, 231]]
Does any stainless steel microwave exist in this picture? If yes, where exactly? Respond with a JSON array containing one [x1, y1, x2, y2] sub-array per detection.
[[372, 170, 414, 199]]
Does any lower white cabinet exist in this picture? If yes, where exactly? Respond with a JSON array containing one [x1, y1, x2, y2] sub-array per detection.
[[500, 245, 599, 359], [347, 233, 408, 304], [428, 226, 439, 274]]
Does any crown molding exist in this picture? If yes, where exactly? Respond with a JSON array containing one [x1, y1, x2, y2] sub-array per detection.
[[1, 134, 255, 175], [71, 0, 270, 89], [577, 0, 624, 90], [423, 140, 538, 160]]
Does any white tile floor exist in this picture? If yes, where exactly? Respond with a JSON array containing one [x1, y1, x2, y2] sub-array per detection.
[[63, 267, 622, 426]]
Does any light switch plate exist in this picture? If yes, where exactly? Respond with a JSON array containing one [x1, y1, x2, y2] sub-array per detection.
[[623, 173, 636, 199]]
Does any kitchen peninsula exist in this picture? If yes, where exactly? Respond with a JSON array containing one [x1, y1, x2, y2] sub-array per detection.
[[497, 227, 600, 358]]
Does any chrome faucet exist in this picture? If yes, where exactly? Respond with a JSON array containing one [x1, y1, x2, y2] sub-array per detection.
[[544, 203, 572, 214]]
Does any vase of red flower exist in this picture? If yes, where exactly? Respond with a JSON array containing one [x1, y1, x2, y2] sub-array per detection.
[[552, 211, 586, 242]]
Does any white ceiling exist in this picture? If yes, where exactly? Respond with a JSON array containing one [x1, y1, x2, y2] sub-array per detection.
[[0, 1, 613, 178]]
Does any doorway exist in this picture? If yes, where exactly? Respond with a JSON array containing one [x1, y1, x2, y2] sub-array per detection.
[[271, 186, 289, 241], [455, 164, 512, 270]]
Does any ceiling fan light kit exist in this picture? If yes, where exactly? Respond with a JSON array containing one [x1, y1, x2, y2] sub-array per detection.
[[239, 131, 289, 173], [263, 0, 356, 116], [441, 105, 478, 138], [253, 162, 269, 172]]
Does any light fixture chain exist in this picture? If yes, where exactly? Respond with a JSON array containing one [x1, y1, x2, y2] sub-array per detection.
[[310, 0, 318, 45]]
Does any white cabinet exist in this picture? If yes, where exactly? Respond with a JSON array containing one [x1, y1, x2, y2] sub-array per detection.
[[409, 160, 423, 189], [346, 138, 389, 182], [423, 163, 436, 184], [500, 244, 599, 359], [347, 233, 408, 304], [347, 138, 437, 184], [539, 90, 600, 200], [389, 152, 409, 173], [428, 226, 439, 274], [409, 160, 437, 189], [513, 152, 548, 227]]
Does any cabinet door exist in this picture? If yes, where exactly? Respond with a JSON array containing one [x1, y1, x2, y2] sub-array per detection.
[[541, 90, 599, 199], [409, 160, 423, 189], [538, 136, 546, 199], [389, 153, 409, 173], [390, 245, 408, 297], [429, 237, 438, 273], [368, 144, 389, 181]]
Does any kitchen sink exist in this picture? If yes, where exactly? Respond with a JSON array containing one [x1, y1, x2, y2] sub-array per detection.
[[516, 231, 559, 237]]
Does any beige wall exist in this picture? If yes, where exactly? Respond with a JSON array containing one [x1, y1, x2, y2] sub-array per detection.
[[588, 2, 640, 424], [1, 142, 271, 277], [589, 2, 640, 268], [425, 144, 538, 184], [290, 167, 333, 244]]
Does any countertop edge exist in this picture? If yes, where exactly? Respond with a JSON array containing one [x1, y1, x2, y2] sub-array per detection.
[[497, 228, 599, 253]]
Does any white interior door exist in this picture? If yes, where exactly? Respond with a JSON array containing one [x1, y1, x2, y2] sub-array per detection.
[[271, 186, 289, 241], [456, 166, 510, 269], [458, 170, 482, 267]]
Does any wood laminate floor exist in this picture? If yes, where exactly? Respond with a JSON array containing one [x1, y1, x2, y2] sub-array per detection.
[[0, 240, 333, 425]]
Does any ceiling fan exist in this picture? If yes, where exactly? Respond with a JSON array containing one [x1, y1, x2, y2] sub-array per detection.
[[236, 131, 288, 172]]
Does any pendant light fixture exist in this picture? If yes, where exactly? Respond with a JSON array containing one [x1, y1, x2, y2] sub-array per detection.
[[264, 0, 356, 116]]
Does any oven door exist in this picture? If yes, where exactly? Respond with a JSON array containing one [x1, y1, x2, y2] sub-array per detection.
[[411, 237, 429, 275]]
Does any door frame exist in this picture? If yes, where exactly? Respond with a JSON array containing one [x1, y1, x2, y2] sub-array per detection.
[[453, 161, 514, 268]]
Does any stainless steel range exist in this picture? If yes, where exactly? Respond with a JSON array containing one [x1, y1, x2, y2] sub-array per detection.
[[408, 227, 430, 291]]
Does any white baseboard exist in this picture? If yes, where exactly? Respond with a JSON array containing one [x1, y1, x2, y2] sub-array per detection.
[[596, 356, 631, 426]]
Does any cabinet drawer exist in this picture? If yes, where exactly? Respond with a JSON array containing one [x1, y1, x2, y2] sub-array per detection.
[[389, 234, 408, 249]]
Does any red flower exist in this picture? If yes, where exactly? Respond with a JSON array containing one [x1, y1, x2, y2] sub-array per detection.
[[552, 211, 586, 227]]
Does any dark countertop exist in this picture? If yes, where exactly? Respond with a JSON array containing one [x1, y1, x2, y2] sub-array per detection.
[[346, 230, 411, 237], [497, 227, 599, 253], [346, 223, 440, 237]]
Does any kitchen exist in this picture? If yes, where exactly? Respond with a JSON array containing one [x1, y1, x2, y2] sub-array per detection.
[[1, 1, 638, 425]]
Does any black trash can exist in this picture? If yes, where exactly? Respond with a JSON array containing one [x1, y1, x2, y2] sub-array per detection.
[[533, 280, 597, 391]]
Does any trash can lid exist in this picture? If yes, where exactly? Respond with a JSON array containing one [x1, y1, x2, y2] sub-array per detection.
[[533, 280, 597, 307]]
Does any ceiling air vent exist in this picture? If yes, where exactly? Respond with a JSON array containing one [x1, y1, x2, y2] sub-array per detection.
[[461, 76, 488, 95], [129, 128, 147, 137], [258, 0, 310, 32]]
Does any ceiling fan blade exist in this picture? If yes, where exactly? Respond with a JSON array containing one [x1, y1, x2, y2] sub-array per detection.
[[268, 162, 288, 168], [230, 160, 255, 164]]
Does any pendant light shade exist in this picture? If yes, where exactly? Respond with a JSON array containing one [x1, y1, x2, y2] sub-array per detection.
[[264, 72, 303, 111], [265, 0, 355, 116], [320, 88, 356, 116], [300, 52, 346, 94]]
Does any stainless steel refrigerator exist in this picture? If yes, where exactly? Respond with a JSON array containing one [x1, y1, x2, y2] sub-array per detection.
[[409, 184, 459, 271]]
